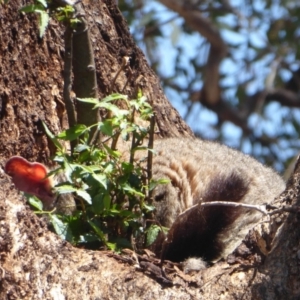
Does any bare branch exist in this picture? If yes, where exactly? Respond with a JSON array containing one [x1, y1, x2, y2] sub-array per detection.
[[158, 0, 227, 105], [266, 89, 300, 107], [200, 201, 269, 215]]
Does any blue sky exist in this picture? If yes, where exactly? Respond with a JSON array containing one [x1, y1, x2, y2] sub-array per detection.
[[128, 0, 300, 171]]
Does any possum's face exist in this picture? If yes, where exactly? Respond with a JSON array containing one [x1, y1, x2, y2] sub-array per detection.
[[152, 181, 183, 228]]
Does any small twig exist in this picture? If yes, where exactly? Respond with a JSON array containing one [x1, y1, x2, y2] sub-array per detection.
[[88, 126, 100, 147], [143, 15, 179, 36], [159, 199, 300, 268], [147, 114, 155, 199], [199, 201, 300, 217], [109, 56, 130, 94], [121, 66, 133, 93], [200, 201, 269, 215], [268, 204, 300, 216], [111, 131, 121, 151], [129, 107, 137, 165], [176, 201, 300, 220], [63, 25, 77, 152]]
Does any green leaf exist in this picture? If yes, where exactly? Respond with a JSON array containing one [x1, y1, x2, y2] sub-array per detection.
[[103, 162, 114, 174], [76, 97, 99, 105], [143, 203, 155, 212], [149, 178, 170, 191], [57, 124, 87, 141], [63, 163, 98, 179], [98, 121, 113, 136], [101, 93, 128, 102], [121, 130, 129, 141], [62, 163, 75, 183], [50, 215, 70, 240], [108, 237, 131, 250], [38, 10, 49, 38], [118, 210, 136, 217], [36, 0, 47, 8], [27, 195, 43, 211], [74, 144, 90, 153], [106, 242, 117, 251], [94, 102, 129, 118], [42, 122, 63, 151], [102, 193, 111, 210], [92, 193, 111, 214], [157, 178, 171, 184], [70, 18, 81, 27], [146, 225, 161, 247], [136, 89, 143, 99], [92, 174, 107, 189], [55, 184, 77, 194], [76, 190, 92, 204], [88, 220, 107, 243], [46, 167, 61, 178], [78, 233, 99, 243], [103, 144, 121, 158], [19, 4, 37, 13], [122, 183, 144, 197], [121, 162, 134, 173]]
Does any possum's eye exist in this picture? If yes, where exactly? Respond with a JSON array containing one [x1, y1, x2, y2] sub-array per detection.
[[154, 192, 165, 202]]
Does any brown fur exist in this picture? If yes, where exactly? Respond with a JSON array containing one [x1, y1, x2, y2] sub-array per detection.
[[143, 138, 285, 262]]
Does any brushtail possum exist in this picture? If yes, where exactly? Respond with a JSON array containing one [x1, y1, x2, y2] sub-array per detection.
[[145, 138, 285, 262], [4, 137, 285, 264]]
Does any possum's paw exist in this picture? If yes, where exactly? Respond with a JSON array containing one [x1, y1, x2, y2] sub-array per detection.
[[182, 257, 208, 274]]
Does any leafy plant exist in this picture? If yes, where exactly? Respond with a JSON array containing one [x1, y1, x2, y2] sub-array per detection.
[[19, 0, 49, 37], [38, 92, 165, 252], [19, 0, 79, 37]]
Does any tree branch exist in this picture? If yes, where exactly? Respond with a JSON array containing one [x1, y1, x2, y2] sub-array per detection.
[[158, 0, 227, 105]]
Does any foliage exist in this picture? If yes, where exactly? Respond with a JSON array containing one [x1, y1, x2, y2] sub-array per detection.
[[33, 93, 165, 252], [19, 0, 49, 37], [118, 0, 300, 174], [19, 0, 78, 37]]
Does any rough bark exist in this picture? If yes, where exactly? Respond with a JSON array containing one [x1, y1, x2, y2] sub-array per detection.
[[83, 0, 192, 139], [1, 0, 300, 299], [0, 0, 192, 166], [1, 159, 300, 299], [0, 181, 200, 299]]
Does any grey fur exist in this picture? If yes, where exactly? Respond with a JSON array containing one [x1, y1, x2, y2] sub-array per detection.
[[144, 138, 285, 262], [182, 257, 208, 274]]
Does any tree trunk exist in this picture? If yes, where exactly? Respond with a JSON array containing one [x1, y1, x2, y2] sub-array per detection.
[[0, 0, 299, 299]]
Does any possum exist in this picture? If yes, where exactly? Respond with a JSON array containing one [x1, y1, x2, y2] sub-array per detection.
[[4, 138, 285, 264], [145, 138, 285, 263]]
